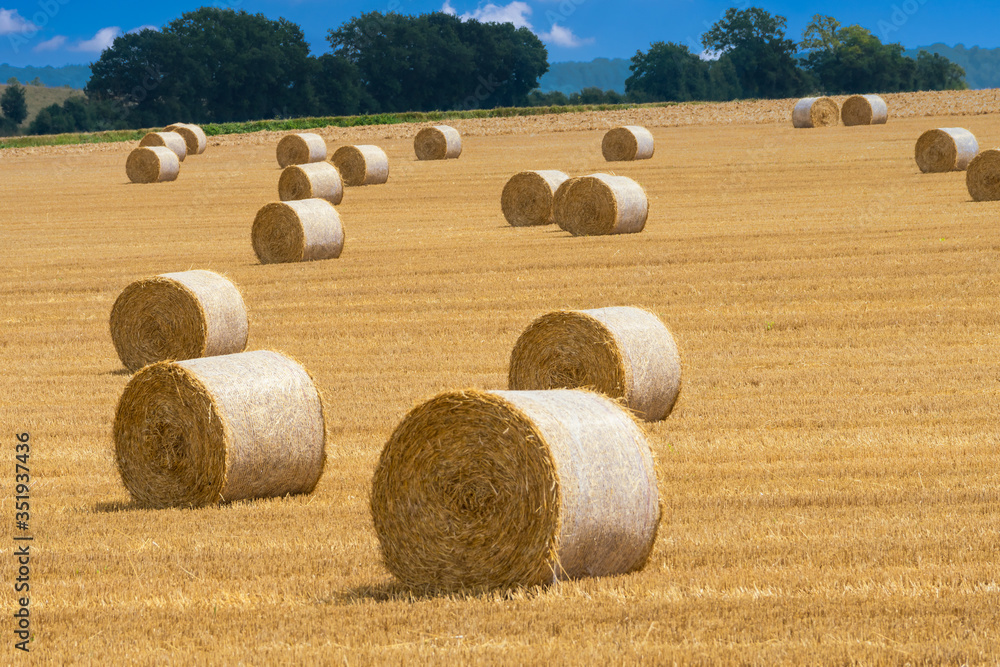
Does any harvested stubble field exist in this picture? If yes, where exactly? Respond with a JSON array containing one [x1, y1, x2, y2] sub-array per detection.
[[1, 90, 999, 664]]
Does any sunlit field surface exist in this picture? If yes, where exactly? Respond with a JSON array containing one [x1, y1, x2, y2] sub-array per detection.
[[1, 94, 999, 663]]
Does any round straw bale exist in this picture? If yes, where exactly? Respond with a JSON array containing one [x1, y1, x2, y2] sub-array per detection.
[[251, 199, 344, 264], [164, 123, 207, 155], [501, 170, 570, 227], [841, 94, 888, 126], [371, 388, 660, 592], [109, 269, 249, 372], [554, 174, 648, 236], [792, 97, 839, 128], [114, 350, 326, 509], [966, 149, 1000, 201], [276, 132, 327, 168], [332, 145, 389, 186], [139, 131, 187, 161], [602, 126, 655, 161], [414, 125, 462, 160], [509, 307, 681, 421], [126, 146, 179, 184], [915, 128, 980, 173], [279, 162, 343, 205]]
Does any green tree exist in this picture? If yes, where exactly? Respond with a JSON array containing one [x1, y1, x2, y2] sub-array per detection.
[[625, 42, 708, 102], [914, 50, 966, 90], [801, 15, 841, 52], [1, 82, 28, 125]]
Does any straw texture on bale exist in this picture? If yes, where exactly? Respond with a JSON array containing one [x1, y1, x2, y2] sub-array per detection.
[[966, 149, 1000, 201], [791, 97, 839, 128], [139, 131, 187, 161], [841, 94, 888, 126], [501, 170, 570, 227], [114, 350, 326, 509], [125, 146, 179, 184], [109, 269, 249, 372], [370, 388, 660, 592], [414, 125, 462, 160], [332, 145, 389, 186], [554, 174, 648, 236], [278, 162, 344, 204], [915, 128, 980, 173], [251, 199, 344, 264], [276, 133, 327, 168], [602, 126, 655, 161], [509, 307, 681, 421], [164, 123, 207, 155]]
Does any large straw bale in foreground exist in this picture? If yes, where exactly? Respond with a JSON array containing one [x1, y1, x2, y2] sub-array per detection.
[[841, 94, 888, 126], [792, 97, 839, 128], [126, 146, 179, 183], [602, 126, 654, 161], [332, 145, 389, 186], [139, 131, 187, 161], [414, 125, 462, 160], [114, 350, 326, 509], [279, 162, 343, 204], [554, 174, 648, 236], [509, 306, 681, 421], [277, 133, 327, 168], [110, 270, 249, 372], [966, 148, 1000, 201], [915, 128, 979, 173], [252, 199, 344, 264], [164, 123, 207, 155], [501, 170, 570, 227], [371, 388, 660, 592]]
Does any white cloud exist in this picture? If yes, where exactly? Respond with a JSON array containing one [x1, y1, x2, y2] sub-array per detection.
[[71, 26, 120, 52], [0, 8, 34, 35], [538, 23, 592, 48], [442, 0, 457, 15], [33, 35, 66, 52], [441, 1, 591, 48]]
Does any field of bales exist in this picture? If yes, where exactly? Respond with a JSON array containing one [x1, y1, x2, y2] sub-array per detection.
[[1, 89, 999, 663]]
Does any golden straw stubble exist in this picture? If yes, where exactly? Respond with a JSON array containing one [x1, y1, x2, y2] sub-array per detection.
[[501, 170, 569, 226], [414, 125, 462, 160], [278, 162, 344, 204], [164, 123, 207, 155], [602, 126, 655, 161], [251, 199, 344, 264], [554, 173, 648, 236], [509, 306, 682, 421], [109, 270, 249, 372], [792, 97, 839, 128], [139, 131, 187, 161], [125, 146, 179, 184], [915, 128, 980, 173], [370, 388, 660, 592], [332, 145, 390, 186], [966, 148, 1000, 201], [113, 350, 326, 509]]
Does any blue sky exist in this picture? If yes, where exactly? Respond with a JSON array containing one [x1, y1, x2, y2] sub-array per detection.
[[1, 0, 998, 68]]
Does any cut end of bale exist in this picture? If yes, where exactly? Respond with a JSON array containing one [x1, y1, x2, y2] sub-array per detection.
[[414, 125, 462, 160], [370, 388, 660, 592], [332, 145, 389, 186], [841, 94, 888, 126], [501, 170, 570, 227], [279, 162, 344, 204], [915, 128, 980, 173], [164, 123, 207, 155], [126, 146, 179, 183], [277, 133, 327, 168], [252, 199, 344, 264], [966, 148, 1000, 201], [792, 97, 839, 128], [602, 126, 654, 161], [554, 174, 648, 236], [139, 131, 187, 161]]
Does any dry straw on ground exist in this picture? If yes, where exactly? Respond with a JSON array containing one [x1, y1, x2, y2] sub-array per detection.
[[554, 173, 648, 236], [164, 123, 207, 155], [139, 131, 187, 161], [966, 148, 1000, 201], [841, 94, 889, 126], [276, 133, 327, 168], [113, 350, 326, 509], [414, 125, 462, 160], [110, 269, 248, 372], [915, 128, 980, 173], [332, 145, 390, 186], [278, 162, 344, 204], [501, 170, 570, 227], [251, 199, 344, 264], [509, 306, 682, 421], [370, 388, 660, 592], [602, 126, 655, 161], [792, 97, 840, 128], [125, 146, 179, 184]]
